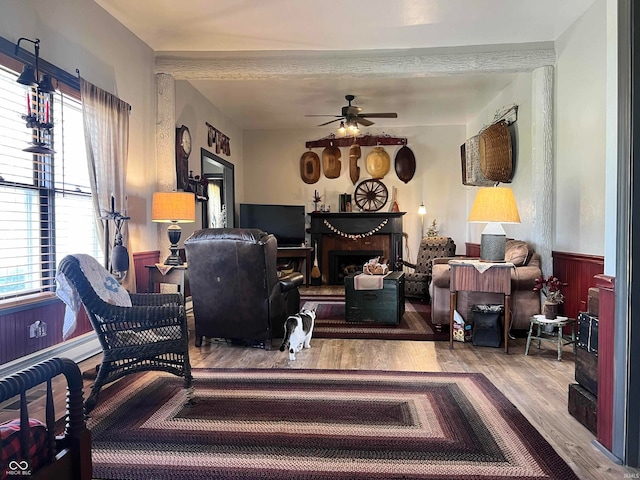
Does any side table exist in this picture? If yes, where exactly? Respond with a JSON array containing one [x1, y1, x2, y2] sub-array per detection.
[[276, 246, 314, 286], [145, 264, 189, 303], [449, 260, 513, 353], [525, 315, 577, 361]]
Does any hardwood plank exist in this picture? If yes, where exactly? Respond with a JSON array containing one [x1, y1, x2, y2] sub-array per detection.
[[2, 297, 638, 479]]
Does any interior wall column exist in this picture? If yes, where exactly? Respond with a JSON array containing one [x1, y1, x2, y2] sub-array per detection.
[[155, 73, 176, 259], [531, 65, 554, 276]]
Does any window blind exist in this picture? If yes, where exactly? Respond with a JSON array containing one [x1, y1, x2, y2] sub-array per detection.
[[0, 64, 101, 300]]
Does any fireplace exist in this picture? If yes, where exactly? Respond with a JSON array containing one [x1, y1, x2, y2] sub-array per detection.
[[309, 212, 405, 285], [328, 249, 384, 285]]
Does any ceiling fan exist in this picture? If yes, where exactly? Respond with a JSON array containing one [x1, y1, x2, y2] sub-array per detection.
[[306, 94, 398, 128]]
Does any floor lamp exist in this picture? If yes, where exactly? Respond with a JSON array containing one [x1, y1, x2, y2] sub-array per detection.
[[418, 202, 426, 236], [152, 192, 196, 265], [467, 187, 520, 262]]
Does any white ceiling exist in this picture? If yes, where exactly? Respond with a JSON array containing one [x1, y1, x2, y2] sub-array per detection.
[[96, 0, 598, 130]]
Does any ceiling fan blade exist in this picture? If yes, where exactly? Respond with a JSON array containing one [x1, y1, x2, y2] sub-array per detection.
[[355, 117, 374, 127], [305, 114, 342, 117], [317, 118, 345, 127], [358, 113, 398, 119]]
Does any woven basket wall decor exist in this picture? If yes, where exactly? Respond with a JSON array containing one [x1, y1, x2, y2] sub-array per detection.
[[479, 121, 513, 183], [463, 135, 494, 186]]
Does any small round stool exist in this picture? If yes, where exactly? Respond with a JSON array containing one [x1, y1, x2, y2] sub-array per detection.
[[525, 315, 576, 361]]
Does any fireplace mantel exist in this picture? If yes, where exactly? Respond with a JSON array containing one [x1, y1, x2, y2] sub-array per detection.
[[309, 212, 405, 284]]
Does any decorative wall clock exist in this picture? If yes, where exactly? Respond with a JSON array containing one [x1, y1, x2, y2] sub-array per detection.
[[175, 125, 191, 191]]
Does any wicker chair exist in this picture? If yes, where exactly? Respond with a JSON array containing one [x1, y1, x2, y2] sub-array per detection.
[[402, 236, 456, 301], [56, 255, 193, 413]]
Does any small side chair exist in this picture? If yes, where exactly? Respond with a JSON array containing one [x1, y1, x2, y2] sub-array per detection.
[[56, 254, 193, 413], [402, 236, 456, 302]]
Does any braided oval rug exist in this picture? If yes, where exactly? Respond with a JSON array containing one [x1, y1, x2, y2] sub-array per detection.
[[88, 368, 578, 480], [301, 295, 448, 341]]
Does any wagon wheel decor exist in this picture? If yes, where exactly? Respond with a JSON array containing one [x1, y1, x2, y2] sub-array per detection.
[[354, 179, 388, 212]]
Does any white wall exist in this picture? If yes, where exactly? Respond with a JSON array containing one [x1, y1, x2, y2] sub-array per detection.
[[174, 80, 244, 241], [243, 125, 466, 263], [604, 0, 618, 276], [1, 0, 158, 252], [555, 0, 607, 256], [1, 0, 610, 263], [466, 73, 534, 247]]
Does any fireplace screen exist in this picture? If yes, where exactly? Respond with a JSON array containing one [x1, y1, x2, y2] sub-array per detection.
[[328, 250, 383, 285]]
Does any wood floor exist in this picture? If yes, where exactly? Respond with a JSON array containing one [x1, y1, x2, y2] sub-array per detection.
[[2, 289, 638, 479]]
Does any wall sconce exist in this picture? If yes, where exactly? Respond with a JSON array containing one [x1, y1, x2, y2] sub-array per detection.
[[152, 192, 196, 265], [468, 187, 521, 262], [14, 37, 56, 155], [102, 196, 131, 277], [417, 202, 426, 236]]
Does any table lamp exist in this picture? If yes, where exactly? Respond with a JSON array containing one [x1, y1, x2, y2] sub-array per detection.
[[152, 191, 195, 265], [467, 186, 520, 262]]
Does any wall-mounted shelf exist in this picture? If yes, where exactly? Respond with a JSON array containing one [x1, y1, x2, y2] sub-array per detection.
[[305, 134, 407, 149]]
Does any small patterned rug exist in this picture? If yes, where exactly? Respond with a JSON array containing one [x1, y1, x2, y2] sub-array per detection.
[[301, 295, 448, 341], [89, 369, 579, 480]]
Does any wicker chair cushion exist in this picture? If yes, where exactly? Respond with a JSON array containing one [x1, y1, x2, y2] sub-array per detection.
[[56, 254, 131, 339]]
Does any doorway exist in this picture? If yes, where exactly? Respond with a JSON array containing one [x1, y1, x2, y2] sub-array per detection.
[[201, 148, 235, 228]]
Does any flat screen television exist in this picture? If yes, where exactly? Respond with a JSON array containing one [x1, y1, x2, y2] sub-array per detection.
[[239, 204, 306, 247]]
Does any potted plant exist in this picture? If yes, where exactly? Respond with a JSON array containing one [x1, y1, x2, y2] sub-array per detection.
[[533, 276, 566, 320]]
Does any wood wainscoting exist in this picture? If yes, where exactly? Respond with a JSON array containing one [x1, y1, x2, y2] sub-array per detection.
[[0, 298, 93, 366], [594, 274, 615, 452], [552, 251, 604, 320], [465, 242, 481, 258], [134, 250, 161, 293]]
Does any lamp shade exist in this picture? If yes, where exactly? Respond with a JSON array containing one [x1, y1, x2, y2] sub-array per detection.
[[467, 187, 520, 224], [151, 192, 195, 223], [418, 202, 426, 215]]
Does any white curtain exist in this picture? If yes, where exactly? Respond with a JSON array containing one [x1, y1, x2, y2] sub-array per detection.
[[80, 78, 135, 292]]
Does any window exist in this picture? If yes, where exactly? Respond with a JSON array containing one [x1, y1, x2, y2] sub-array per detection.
[[0, 62, 101, 300]]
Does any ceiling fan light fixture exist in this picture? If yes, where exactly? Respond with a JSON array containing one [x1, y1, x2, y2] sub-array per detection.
[[310, 94, 397, 131]]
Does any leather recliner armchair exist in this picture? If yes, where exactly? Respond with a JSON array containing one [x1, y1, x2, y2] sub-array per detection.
[[430, 239, 542, 332], [184, 228, 304, 349]]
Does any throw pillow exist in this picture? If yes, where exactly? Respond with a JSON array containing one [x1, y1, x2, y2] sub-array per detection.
[[504, 240, 529, 266]]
